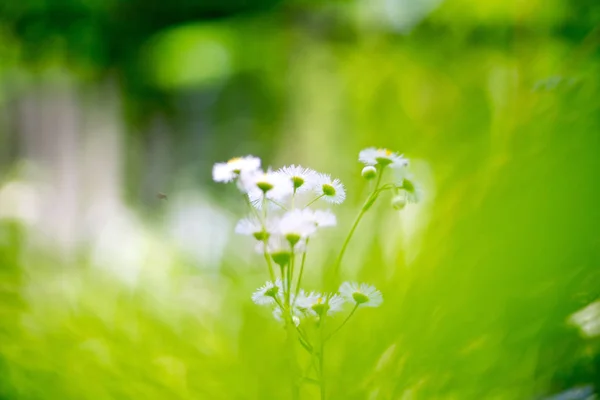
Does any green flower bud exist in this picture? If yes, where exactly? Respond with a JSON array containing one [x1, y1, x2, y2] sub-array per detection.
[[391, 195, 406, 210], [361, 166, 377, 180]]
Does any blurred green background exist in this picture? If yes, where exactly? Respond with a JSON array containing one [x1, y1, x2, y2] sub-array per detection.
[[1, 0, 599, 399]]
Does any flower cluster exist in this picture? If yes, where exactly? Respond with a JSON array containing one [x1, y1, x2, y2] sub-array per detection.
[[213, 147, 419, 329]]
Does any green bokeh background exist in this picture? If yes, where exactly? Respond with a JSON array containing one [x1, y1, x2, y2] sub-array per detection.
[[0, 0, 599, 399]]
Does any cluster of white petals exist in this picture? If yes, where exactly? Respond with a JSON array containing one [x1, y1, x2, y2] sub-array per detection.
[[213, 147, 419, 328]]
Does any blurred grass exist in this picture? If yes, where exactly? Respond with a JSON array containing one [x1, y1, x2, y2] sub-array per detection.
[[1, 1, 600, 399]]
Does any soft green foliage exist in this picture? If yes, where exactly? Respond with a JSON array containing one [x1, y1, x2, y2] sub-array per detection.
[[1, 0, 600, 399]]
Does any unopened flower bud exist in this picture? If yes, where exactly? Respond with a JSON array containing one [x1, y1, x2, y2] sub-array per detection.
[[391, 195, 406, 210], [361, 166, 377, 180]]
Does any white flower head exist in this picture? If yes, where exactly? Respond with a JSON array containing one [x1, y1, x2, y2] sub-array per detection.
[[212, 155, 261, 183], [278, 209, 318, 246], [235, 216, 277, 241], [313, 173, 346, 204], [278, 165, 318, 193], [252, 280, 283, 305], [298, 292, 345, 317], [359, 147, 408, 169], [243, 169, 294, 205], [339, 282, 383, 308]]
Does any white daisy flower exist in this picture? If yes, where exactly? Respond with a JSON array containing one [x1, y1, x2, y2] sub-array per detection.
[[277, 165, 318, 193], [243, 169, 294, 206], [339, 282, 383, 308], [212, 155, 261, 183], [235, 217, 277, 241], [313, 173, 346, 204], [358, 147, 408, 168], [278, 209, 318, 245], [299, 292, 345, 317], [252, 280, 283, 305]]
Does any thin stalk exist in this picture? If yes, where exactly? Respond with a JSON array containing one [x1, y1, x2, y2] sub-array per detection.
[[268, 198, 288, 211], [263, 243, 275, 281], [274, 295, 302, 398], [285, 319, 301, 400], [297, 326, 313, 349], [318, 316, 326, 400], [302, 377, 321, 386], [330, 168, 385, 285], [294, 238, 309, 305], [286, 251, 295, 307], [304, 194, 324, 209], [279, 265, 287, 289], [330, 207, 367, 284], [297, 333, 313, 353], [325, 304, 359, 341]]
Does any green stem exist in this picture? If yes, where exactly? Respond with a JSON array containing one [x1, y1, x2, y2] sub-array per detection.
[[325, 304, 359, 341], [287, 250, 295, 307], [319, 317, 326, 400], [268, 198, 288, 211], [304, 194, 324, 209], [279, 264, 287, 291], [294, 238, 309, 305], [263, 241, 275, 281], [330, 168, 385, 286], [285, 319, 301, 400], [302, 377, 321, 386]]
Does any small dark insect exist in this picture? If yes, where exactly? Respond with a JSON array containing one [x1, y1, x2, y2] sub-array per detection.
[[156, 192, 168, 201]]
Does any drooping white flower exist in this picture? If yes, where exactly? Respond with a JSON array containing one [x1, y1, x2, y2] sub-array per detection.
[[399, 175, 422, 204], [339, 282, 383, 308], [391, 195, 406, 210], [252, 280, 283, 305], [358, 148, 408, 169], [235, 216, 277, 241], [313, 173, 346, 204], [278, 209, 318, 245], [277, 165, 318, 193], [299, 292, 345, 317], [212, 156, 261, 183], [243, 169, 294, 206]]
